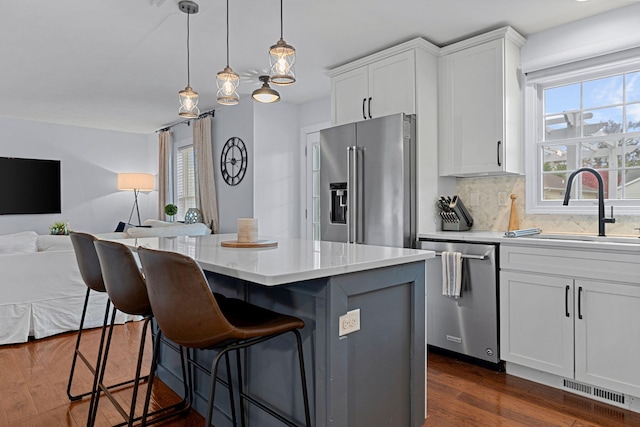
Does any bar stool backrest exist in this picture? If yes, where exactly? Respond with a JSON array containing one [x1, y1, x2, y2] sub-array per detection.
[[94, 240, 152, 316], [70, 232, 106, 293], [137, 246, 235, 349]]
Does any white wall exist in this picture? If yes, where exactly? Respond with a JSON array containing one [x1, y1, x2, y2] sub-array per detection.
[[212, 102, 255, 233], [0, 117, 156, 235], [298, 96, 331, 129], [254, 101, 301, 238], [521, 2, 640, 73]]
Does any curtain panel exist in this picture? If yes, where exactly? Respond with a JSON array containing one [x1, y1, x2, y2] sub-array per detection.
[[157, 130, 172, 220], [193, 116, 219, 233]]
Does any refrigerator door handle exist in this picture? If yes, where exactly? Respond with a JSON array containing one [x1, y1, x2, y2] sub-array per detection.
[[346, 145, 358, 243], [346, 146, 353, 243], [353, 145, 358, 243]]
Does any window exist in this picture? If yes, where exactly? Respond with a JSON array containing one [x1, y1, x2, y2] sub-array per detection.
[[525, 51, 640, 214], [173, 140, 196, 222]]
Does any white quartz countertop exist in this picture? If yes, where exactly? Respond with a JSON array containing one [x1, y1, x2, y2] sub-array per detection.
[[117, 234, 433, 286], [418, 231, 640, 252]]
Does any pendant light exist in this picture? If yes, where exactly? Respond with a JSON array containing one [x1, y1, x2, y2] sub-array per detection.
[[216, 0, 239, 105], [252, 75, 280, 103], [178, 1, 200, 118], [269, 0, 296, 86]]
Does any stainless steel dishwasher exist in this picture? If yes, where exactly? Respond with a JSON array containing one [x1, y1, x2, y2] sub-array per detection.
[[420, 239, 499, 364]]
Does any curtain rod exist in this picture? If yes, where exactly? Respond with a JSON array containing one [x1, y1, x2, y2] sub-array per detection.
[[156, 109, 215, 133]]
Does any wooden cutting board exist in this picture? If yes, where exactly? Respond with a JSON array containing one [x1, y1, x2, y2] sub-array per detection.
[[220, 240, 278, 248]]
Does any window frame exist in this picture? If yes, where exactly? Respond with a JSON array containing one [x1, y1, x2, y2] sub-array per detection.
[[525, 48, 640, 215], [172, 137, 197, 222]]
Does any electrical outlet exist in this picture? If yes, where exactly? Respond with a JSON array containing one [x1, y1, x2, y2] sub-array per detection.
[[338, 309, 361, 337], [498, 192, 507, 206]]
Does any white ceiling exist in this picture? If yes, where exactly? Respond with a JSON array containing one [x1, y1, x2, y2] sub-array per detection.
[[2, 0, 639, 134]]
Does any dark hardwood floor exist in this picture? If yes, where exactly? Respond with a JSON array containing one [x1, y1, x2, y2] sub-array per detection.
[[1, 321, 639, 426]]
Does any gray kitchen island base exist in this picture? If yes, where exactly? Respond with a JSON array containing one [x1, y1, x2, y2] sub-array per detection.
[[155, 261, 426, 427]]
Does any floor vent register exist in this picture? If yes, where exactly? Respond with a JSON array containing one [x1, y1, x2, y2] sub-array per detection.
[[563, 378, 626, 407]]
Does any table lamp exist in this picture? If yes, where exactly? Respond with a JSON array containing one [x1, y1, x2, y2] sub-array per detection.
[[117, 173, 155, 226]]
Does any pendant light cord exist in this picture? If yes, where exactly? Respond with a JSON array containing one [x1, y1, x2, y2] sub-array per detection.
[[186, 11, 191, 86], [226, 0, 230, 67], [280, 0, 283, 39]]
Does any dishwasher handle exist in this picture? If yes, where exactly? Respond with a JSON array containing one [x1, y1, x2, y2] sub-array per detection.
[[434, 251, 487, 260]]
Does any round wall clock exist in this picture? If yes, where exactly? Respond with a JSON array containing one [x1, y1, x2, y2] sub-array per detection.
[[220, 137, 248, 186]]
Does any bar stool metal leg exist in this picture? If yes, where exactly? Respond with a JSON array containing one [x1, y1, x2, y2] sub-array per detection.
[[206, 333, 311, 427], [90, 316, 190, 427], [140, 330, 193, 427]]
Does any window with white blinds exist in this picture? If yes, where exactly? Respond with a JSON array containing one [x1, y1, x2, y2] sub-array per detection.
[[175, 144, 196, 221]]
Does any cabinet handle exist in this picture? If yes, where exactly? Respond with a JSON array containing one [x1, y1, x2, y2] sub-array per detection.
[[368, 97, 372, 119], [362, 98, 367, 120], [497, 140, 502, 166], [565, 285, 570, 317], [578, 286, 583, 320]]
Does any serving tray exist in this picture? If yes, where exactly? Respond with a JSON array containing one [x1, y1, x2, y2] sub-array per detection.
[[220, 240, 278, 248]]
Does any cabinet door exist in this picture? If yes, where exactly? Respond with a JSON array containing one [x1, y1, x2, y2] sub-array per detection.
[[500, 271, 574, 377], [574, 279, 640, 397], [440, 39, 505, 176], [331, 66, 368, 125], [368, 50, 415, 120]]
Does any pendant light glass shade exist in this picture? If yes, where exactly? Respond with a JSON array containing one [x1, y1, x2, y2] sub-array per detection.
[[269, 0, 295, 86], [216, 66, 239, 105], [217, 0, 239, 105], [252, 75, 280, 103], [178, 85, 199, 118], [178, 1, 199, 117]]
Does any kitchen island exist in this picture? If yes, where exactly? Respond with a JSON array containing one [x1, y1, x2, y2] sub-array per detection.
[[124, 234, 432, 427]]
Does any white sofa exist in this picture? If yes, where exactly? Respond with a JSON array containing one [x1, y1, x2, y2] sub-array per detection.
[[0, 232, 127, 345], [0, 222, 211, 345]]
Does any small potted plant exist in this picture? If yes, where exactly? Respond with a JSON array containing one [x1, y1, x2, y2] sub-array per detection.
[[164, 203, 178, 222], [50, 220, 69, 235]]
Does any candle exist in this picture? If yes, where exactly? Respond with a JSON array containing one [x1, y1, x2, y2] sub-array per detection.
[[237, 218, 258, 243]]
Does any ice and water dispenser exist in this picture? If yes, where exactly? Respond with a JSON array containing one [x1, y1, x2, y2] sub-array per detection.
[[329, 183, 347, 224]]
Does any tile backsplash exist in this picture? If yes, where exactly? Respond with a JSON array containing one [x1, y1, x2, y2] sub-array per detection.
[[455, 175, 639, 236]]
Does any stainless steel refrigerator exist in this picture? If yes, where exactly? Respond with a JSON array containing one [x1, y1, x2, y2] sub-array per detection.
[[320, 113, 416, 248]]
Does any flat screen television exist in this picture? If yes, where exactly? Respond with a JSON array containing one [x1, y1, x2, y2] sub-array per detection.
[[0, 157, 61, 214]]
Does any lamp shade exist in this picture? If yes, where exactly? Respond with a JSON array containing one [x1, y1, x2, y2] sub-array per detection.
[[117, 173, 156, 191]]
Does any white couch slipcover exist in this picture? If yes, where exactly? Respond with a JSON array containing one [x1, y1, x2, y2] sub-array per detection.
[[0, 223, 210, 345], [0, 233, 128, 345]]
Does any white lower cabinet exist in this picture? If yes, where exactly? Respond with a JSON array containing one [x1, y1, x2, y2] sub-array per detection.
[[500, 271, 573, 378], [574, 279, 640, 397], [500, 243, 640, 407]]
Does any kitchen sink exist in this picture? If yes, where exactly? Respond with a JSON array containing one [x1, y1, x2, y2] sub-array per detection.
[[530, 233, 640, 244]]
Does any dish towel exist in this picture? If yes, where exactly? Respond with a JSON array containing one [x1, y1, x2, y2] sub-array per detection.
[[442, 251, 463, 298]]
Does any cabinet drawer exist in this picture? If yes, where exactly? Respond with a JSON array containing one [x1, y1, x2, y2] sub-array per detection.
[[500, 244, 640, 284]]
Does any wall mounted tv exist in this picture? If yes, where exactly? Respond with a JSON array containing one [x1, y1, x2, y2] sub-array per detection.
[[0, 157, 61, 214]]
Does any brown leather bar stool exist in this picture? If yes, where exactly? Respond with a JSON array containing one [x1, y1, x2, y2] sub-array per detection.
[[91, 239, 191, 426], [137, 246, 311, 427], [67, 232, 141, 417]]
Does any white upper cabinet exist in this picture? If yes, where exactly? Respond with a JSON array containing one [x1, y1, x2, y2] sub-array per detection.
[[330, 66, 369, 125], [439, 27, 525, 176], [329, 46, 418, 125]]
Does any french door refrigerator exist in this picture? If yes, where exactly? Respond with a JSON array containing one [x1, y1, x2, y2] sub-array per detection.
[[320, 113, 416, 248]]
